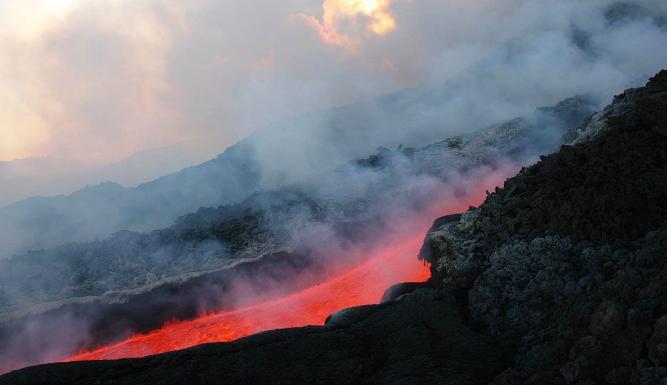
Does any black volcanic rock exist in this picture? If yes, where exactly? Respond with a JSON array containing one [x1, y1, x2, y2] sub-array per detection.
[[423, 70, 667, 384], [476, 72, 667, 246], [0, 289, 507, 385], [380, 282, 430, 304]]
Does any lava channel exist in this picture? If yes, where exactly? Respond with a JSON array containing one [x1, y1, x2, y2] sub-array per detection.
[[65, 170, 513, 363], [66, 233, 430, 361]]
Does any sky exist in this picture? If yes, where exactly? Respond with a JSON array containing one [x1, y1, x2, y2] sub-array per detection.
[[1, 0, 666, 166], [0, 0, 422, 163]]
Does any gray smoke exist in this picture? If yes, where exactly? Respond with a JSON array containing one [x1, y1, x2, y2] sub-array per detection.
[[0, 0, 665, 374]]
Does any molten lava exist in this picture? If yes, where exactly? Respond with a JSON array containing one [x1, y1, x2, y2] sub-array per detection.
[[67, 234, 429, 361], [64, 168, 514, 363]]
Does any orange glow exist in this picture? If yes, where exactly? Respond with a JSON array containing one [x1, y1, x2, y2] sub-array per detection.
[[61, 169, 514, 363], [296, 0, 396, 50], [327, 0, 396, 35], [67, 233, 430, 361]]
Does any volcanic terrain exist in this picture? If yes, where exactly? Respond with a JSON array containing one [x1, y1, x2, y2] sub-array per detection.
[[1, 70, 664, 385]]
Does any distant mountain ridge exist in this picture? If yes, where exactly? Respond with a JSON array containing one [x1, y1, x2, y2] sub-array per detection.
[[0, 83, 603, 260], [0, 142, 262, 259], [0, 142, 222, 207]]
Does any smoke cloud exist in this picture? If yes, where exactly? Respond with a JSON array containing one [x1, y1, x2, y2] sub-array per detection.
[[0, 0, 663, 270], [0, 0, 666, 374], [244, 0, 667, 188], [2, 0, 665, 166]]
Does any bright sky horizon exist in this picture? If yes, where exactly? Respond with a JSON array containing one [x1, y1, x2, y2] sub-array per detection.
[[0, 0, 412, 163], [2, 0, 666, 166]]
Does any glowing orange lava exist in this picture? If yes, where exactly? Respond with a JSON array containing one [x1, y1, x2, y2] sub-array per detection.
[[67, 234, 430, 361], [64, 168, 514, 363]]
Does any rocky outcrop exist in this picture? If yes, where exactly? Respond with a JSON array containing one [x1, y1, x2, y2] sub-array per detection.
[[422, 70, 667, 384], [357, 95, 597, 177]]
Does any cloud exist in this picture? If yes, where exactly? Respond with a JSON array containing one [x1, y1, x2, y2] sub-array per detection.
[[0, 0, 665, 175], [0, 0, 186, 162], [294, 0, 397, 50], [241, 0, 667, 188]]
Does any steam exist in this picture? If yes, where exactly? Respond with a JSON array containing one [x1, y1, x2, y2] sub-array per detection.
[[294, 0, 397, 49], [2, 0, 665, 166], [0, 0, 666, 375], [245, 0, 667, 188], [0, 0, 665, 241], [0, 160, 515, 373]]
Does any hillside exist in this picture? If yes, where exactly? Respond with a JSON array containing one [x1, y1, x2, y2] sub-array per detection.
[[0, 142, 261, 259], [3, 71, 664, 385], [0, 95, 595, 373], [0, 143, 221, 208], [422, 69, 667, 385], [0, 77, 599, 260], [1, 0, 658, 262]]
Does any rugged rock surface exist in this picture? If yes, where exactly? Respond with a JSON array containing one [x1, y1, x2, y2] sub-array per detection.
[[421, 70, 667, 384], [356, 96, 595, 176], [0, 289, 507, 385]]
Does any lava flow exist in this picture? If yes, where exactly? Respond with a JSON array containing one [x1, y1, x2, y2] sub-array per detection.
[[67, 233, 430, 361], [65, 170, 514, 363]]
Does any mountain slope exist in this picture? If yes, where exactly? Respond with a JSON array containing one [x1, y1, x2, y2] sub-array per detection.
[[0, 142, 261, 258], [3, 71, 664, 385], [0, 76, 601, 260], [0, 0, 662, 261], [421, 69, 667, 384], [0, 96, 593, 314], [0, 142, 221, 208], [0, 95, 595, 373]]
